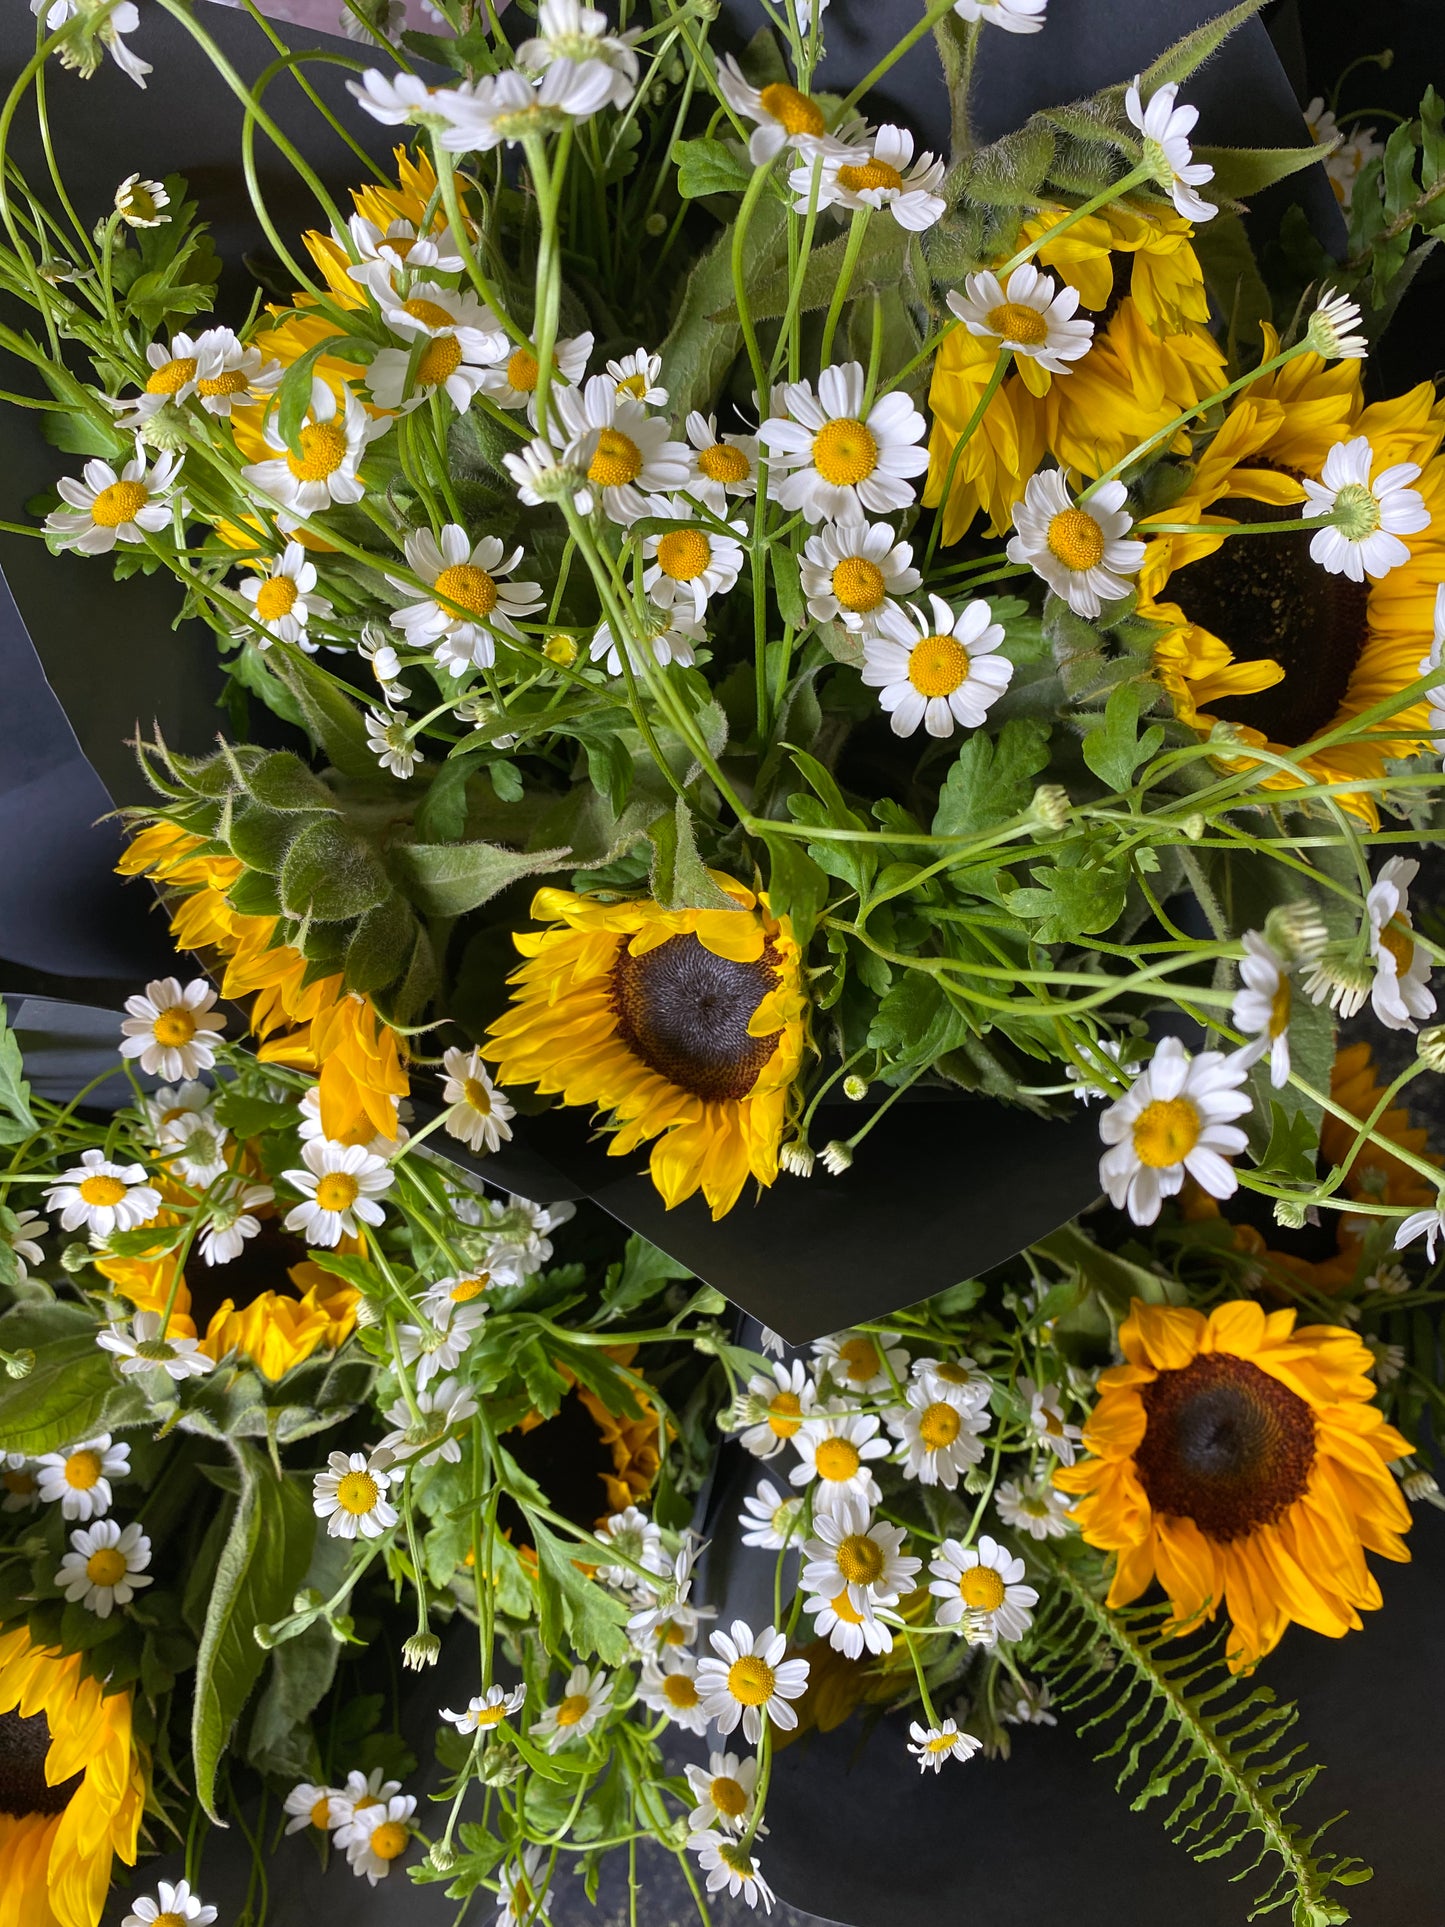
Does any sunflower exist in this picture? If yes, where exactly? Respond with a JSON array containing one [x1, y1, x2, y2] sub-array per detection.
[[486, 880, 807, 1219], [0, 1629, 146, 1927], [512, 1358, 665, 1526], [1055, 1298, 1412, 1672], [1141, 340, 1445, 822]]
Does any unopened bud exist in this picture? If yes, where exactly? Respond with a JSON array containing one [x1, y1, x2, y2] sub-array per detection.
[[1, 1348, 34, 1380], [820, 1140, 853, 1175], [1402, 1468, 1442, 1505], [644, 212, 667, 237], [1208, 720, 1244, 749], [61, 1242, 93, 1275], [403, 1632, 441, 1670], [429, 1842, 457, 1872], [1263, 899, 1329, 966], [544, 633, 578, 667], [253, 1621, 279, 1652], [1031, 784, 1070, 832], [779, 1141, 814, 1177], [962, 1464, 991, 1494], [1273, 1200, 1308, 1230], [479, 1739, 525, 1786], [1181, 812, 1206, 841], [353, 1294, 386, 1329], [293, 1587, 324, 1615], [1417, 1025, 1445, 1072], [843, 1074, 869, 1101]]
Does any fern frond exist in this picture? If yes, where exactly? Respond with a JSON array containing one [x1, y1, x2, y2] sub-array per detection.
[[1030, 1561, 1372, 1926]]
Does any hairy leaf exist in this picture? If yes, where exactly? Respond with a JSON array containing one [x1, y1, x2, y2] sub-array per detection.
[[388, 839, 570, 919]]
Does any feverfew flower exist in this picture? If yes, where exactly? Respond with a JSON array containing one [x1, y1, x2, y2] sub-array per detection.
[[812, 1327, 909, 1397], [119, 1882, 216, 1927], [891, 1377, 990, 1488], [952, 0, 1046, 30], [397, 1298, 487, 1389], [1, 1209, 47, 1281], [142, 1079, 213, 1142], [590, 609, 705, 676], [715, 55, 832, 166], [734, 1360, 817, 1459], [1018, 1376, 1082, 1465], [553, 375, 689, 525], [641, 497, 746, 619], [198, 1180, 273, 1267], [930, 1533, 1038, 1644], [908, 1718, 982, 1772], [55, 1518, 152, 1618], [696, 1620, 809, 1743], [364, 707, 420, 780], [796, 124, 946, 232], [502, 430, 599, 515], [947, 264, 1094, 387], [346, 69, 458, 127], [639, 1654, 710, 1732], [593, 1505, 668, 1591], [688, 1831, 776, 1913], [606, 348, 667, 406], [119, 977, 224, 1080], [342, 1793, 416, 1884], [1006, 471, 1144, 617], [498, 1845, 553, 1927], [377, 1375, 478, 1468], [800, 519, 920, 635], [760, 363, 928, 522], [1233, 930, 1294, 1087], [441, 1683, 526, 1733], [114, 174, 169, 228], [1305, 288, 1368, 362], [1395, 1205, 1445, 1261], [531, 1664, 613, 1751], [45, 1152, 160, 1241], [683, 411, 758, 513], [369, 282, 507, 414], [513, 0, 640, 111], [239, 541, 333, 649], [35, 1435, 128, 1522], [480, 331, 592, 416], [438, 64, 625, 151], [159, 1108, 230, 1188], [1126, 78, 1216, 223], [739, 1478, 805, 1550], [283, 1782, 343, 1835], [97, 1309, 213, 1381], [283, 1138, 394, 1246], [1003, 1677, 1057, 1726], [329, 1768, 401, 1833], [994, 1475, 1074, 1541], [862, 593, 1013, 738], [1303, 435, 1430, 582], [1098, 1035, 1252, 1226], [1366, 856, 1436, 1031], [312, 1448, 399, 1541], [35, 0, 152, 87], [46, 440, 182, 554], [388, 525, 543, 675], [345, 212, 462, 284], [789, 1411, 890, 1515], [801, 1493, 919, 1614], [1304, 96, 1384, 210], [440, 1046, 516, 1152], [685, 1752, 760, 1835], [241, 377, 387, 531]]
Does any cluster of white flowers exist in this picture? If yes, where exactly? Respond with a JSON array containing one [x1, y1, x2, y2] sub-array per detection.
[[20, 1431, 153, 1619], [283, 1767, 419, 1885]]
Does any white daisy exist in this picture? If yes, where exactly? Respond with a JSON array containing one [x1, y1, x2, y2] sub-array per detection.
[[1, 1456, 40, 1513], [359, 623, 406, 706], [799, 519, 920, 634], [590, 608, 704, 676], [1018, 1375, 1082, 1465], [46, 439, 182, 555], [1395, 1205, 1445, 1260], [637, 1654, 710, 1733], [1006, 470, 1144, 617], [97, 1309, 214, 1382], [862, 592, 1013, 738], [715, 54, 832, 166], [800, 1493, 920, 1613], [593, 1505, 668, 1591], [1, 1208, 47, 1281], [329, 1768, 402, 1833], [441, 1683, 526, 1733], [1065, 1037, 1130, 1103], [114, 176, 167, 232], [198, 1180, 273, 1268], [890, 1377, 990, 1488], [1306, 288, 1368, 362], [346, 69, 460, 126], [1098, 1035, 1252, 1225], [363, 708, 420, 780], [1304, 98, 1384, 211], [283, 1781, 342, 1835], [812, 1327, 909, 1396], [142, 1079, 213, 1143], [368, 282, 507, 415], [739, 1477, 805, 1550], [476, 1193, 575, 1281], [1126, 77, 1216, 224], [930, 1533, 1038, 1644], [910, 1353, 989, 1400], [388, 525, 543, 676], [759, 362, 928, 522], [497, 1844, 553, 1927], [345, 212, 463, 287], [45, 1152, 160, 1241], [952, 0, 1045, 29], [696, 1620, 809, 1743], [419, 1270, 492, 1316], [159, 1107, 231, 1189], [688, 1830, 776, 1912], [552, 375, 690, 525], [795, 123, 946, 231], [947, 264, 1093, 386], [685, 1752, 760, 1835], [440, 1046, 518, 1151], [907, 1718, 983, 1772], [397, 1297, 487, 1390], [239, 541, 333, 649], [502, 430, 599, 514], [342, 1793, 416, 1884], [377, 1374, 478, 1468], [35, 1435, 128, 1523], [34, 0, 152, 86], [114, 328, 278, 427], [1366, 856, 1436, 1031], [119, 977, 224, 1081], [629, 1591, 714, 1665], [283, 1137, 394, 1245], [1302, 435, 1430, 582], [531, 1664, 614, 1751], [606, 347, 667, 406], [55, 1518, 152, 1618], [437, 63, 625, 151], [479, 330, 592, 416], [1003, 1677, 1057, 1726], [241, 377, 387, 530], [790, 1411, 890, 1515], [120, 1881, 216, 1927], [641, 496, 746, 619], [312, 1448, 399, 1541], [734, 1360, 818, 1459], [514, 0, 639, 110], [994, 1475, 1074, 1541], [1232, 930, 1294, 1087], [682, 410, 759, 514]]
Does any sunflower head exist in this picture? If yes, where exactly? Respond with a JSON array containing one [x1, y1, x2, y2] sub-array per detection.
[[1055, 1299, 1411, 1671], [509, 1354, 665, 1532]]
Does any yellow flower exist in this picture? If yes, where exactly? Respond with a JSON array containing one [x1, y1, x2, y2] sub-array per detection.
[[486, 880, 806, 1219], [0, 1629, 145, 1927], [1055, 1299, 1412, 1672], [924, 322, 1045, 539]]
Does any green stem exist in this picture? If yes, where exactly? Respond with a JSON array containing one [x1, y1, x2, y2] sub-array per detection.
[[819, 206, 871, 369]]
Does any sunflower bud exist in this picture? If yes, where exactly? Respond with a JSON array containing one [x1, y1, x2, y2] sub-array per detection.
[[403, 1632, 441, 1671], [1417, 1025, 1445, 1072], [1263, 900, 1329, 966]]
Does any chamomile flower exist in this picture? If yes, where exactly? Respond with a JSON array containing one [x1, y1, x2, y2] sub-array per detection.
[[438, 63, 625, 151], [891, 1377, 990, 1488], [1302, 435, 1430, 582], [812, 1328, 909, 1397], [638, 1655, 710, 1733], [1, 1458, 39, 1513], [734, 1360, 818, 1459], [789, 1411, 890, 1515], [799, 519, 920, 634], [377, 1375, 478, 1468], [1, 1208, 46, 1281], [283, 1139, 394, 1246], [1098, 1035, 1252, 1225], [330, 1768, 401, 1833], [34, 0, 152, 87], [239, 542, 333, 648], [283, 1781, 343, 1835], [1395, 1205, 1445, 1260], [342, 1794, 416, 1884], [198, 1180, 273, 1268], [715, 55, 832, 166], [180, 327, 282, 418], [46, 440, 182, 554], [531, 1665, 614, 1751], [55, 1518, 152, 1618], [158, 1108, 231, 1189], [681, 410, 759, 514], [590, 609, 704, 675], [1366, 856, 1436, 1031], [641, 496, 746, 618], [1006, 471, 1144, 617], [438, 1045, 516, 1152], [241, 377, 387, 530], [345, 212, 463, 286], [1232, 930, 1294, 1087], [397, 1298, 487, 1389], [120, 1882, 216, 1927], [97, 1310, 213, 1382], [364, 708, 420, 779], [685, 1752, 760, 1835], [1306, 288, 1368, 362], [35, 1435, 128, 1522], [369, 282, 507, 414], [760, 362, 928, 522], [930, 1534, 1038, 1644], [346, 69, 460, 127], [502, 430, 599, 514], [594, 1505, 668, 1591], [689, 1831, 776, 1913], [498, 1844, 553, 1927], [862, 593, 1012, 738], [1003, 1677, 1058, 1726], [800, 1494, 920, 1613], [1018, 1376, 1082, 1465], [513, 0, 640, 111], [1304, 98, 1384, 211], [697, 1621, 809, 1743], [1126, 77, 1216, 223], [142, 1079, 213, 1143], [606, 348, 667, 406], [360, 623, 406, 705], [994, 1475, 1074, 1541], [419, 1271, 492, 1316], [952, 0, 1046, 29], [553, 375, 690, 525], [907, 1718, 982, 1772], [802, 1580, 892, 1656], [442, 1683, 527, 1733], [119, 977, 224, 1081], [739, 1478, 806, 1549], [796, 123, 946, 231], [389, 525, 543, 675], [312, 1448, 399, 1541], [947, 264, 1093, 389], [45, 1152, 160, 1242], [480, 330, 592, 416]]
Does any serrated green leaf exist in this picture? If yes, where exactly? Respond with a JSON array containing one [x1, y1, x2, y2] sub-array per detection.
[[866, 970, 971, 1066], [210, 1087, 300, 1139], [931, 716, 1051, 839], [1081, 680, 1165, 792], [0, 1000, 36, 1137], [674, 136, 753, 199], [1008, 858, 1127, 942], [759, 830, 830, 950], [387, 839, 570, 918], [648, 798, 737, 913], [524, 1513, 632, 1666]]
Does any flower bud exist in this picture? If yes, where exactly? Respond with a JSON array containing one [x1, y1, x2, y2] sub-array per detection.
[[1272, 1200, 1308, 1230], [429, 1842, 458, 1872], [353, 1294, 386, 1329], [403, 1632, 441, 1671], [1263, 899, 1329, 966], [1030, 784, 1071, 832], [1180, 812, 1206, 841], [60, 1242, 93, 1275], [1, 1348, 34, 1381], [843, 1074, 869, 1101], [644, 212, 667, 237], [820, 1141, 853, 1175], [1417, 1025, 1445, 1072], [779, 1141, 814, 1177]]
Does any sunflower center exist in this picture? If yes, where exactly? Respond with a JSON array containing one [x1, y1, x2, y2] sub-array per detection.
[[1046, 508, 1106, 571], [656, 529, 712, 581], [829, 1587, 866, 1624], [908, 634, 969, 698], [315, 1173, 360, 1213], [78, 1175, 127, 1209], [63, 1450, 103, 1489], [1270, 975, 1292, 1038], [195, 368, 251, 398], [1135, 1351, 1317, 1543], [462, 1077, 493, 1115], [336, 1470, 379, 1515], [662, 1672, 700, 1708], [255, 576, 299, 621], [588, 426, 644, 489], [418, 335, 463, 386], [611, 932, 781, 1104], [1131, 1096, 1200, 1168], [726, 1655, 775, 1706], [812, 418, 878, 488], [832, 555, 886, 613], [919, 1401, 962, 1449], [710, 1774, 748, 1819], [556, 1692, 591, 1726], [836, 1533, 884, 1585], [287, 421, 349, 483], [1381, 921, 1415, 976], [814, 1437, 861, 1482], [836, 1335, 880, 1381], [86, 1548, 128, 1587], [759, 82, 825, 138], [371, 1820, 409, 1860], [507, 348, 540, 392], [152, 1007, 198, 1048], [146, 356, 198, 395], [767, 1390, 803, 1437], [0, 1709, 82, 1818], [1171, 495, 1371, 746], [403, 296, 456, 330], [985, 301, 1050, 346], [837, 158, 904, 195], [90, 480, 150, 528], [698, 442, 749, 483], [959, 1565, 1006, 1610]]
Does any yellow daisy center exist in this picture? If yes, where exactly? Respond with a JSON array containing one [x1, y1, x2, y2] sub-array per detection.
[[985, 301, 1050, 346], [760, 81, 825, 137], [403, 296, 456, 331], [907, 634, 969, 698], [63, 1450, 104, 1490], [616, 372, 651, 399], [589, 427, 644, 489], [433, 562, 500, 620], [656, 529, 712, 581], [153, 1915, 187, 1927], [710, 1774, 748, 1819], [370, 1820, 409, 1861], [662, 1673, 700, 1709], [90, 480, 150, 528], [195, 368, 251, 398], [255, 576, 299, 622], [145, 356, 198, 395], [507, 347, 540, 392], [812, 417, 878, 488], [836, 1335, 881, 1381], [77, 1176, 126, 1210], [555, 1692, 592, 1726], [1269, 975, 1292, 1038], [959, 1566, 1006, 1611], [152, 1006, 198, 1048], [1132, 1096, 1201, 1169], [310, 1794, 332, 1828], [1381, 920, 1415, 976], [836, 158, 904, 195], [418, 335, 463, 386], [450, 1275, 489, 1303], [661, 1619, 689, 1647], [831, 555, 886, 613], [287, 421, 349, 483], [919, 1401, 961, 1450], [926, 1731, 957, 1754], [85, 1547, 128, 1588], [767, 1391, 803, 1437], [697, 442, 749, 483], [336, 1470, 379, 1515], [1046, 507, 1106, 572], [473, 1701, 509, 1727], [544, 633, 577, 665], [726, 1655, 775, 1706], [315, 1172, 361, 1213], [462, 1076, 493, 1115], [813, 1437, 861, 1483], [835, 1532, 884, 1586]]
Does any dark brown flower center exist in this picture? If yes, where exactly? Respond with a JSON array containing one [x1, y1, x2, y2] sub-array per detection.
[[1171, 494, 1370, 746], [1135, 1352, 1316, 1543], [611, 933, 780, 1103], [0, 1709, 81, 1817]]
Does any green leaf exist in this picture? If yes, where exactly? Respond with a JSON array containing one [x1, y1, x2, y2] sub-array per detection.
[[279, 818, 392, 923], [771, 545, 806, 631], [1193, 139, 1335, 201], [673, 136, 753, 199], [40, 409, 127, 459], [242, 751, 340, 814], [345, 895, 417, 996], [514, 1337, 569, 1419], [601, 1234, 693, 1321], [658, 195, 788, 420], [759, 830, 830, 950], [388, 839, 571, 919], [192, 1443, 317, 1822], [272, 342, 349, 457], [211, 1088, 300, 1140], [648, 798, 738, 913], [1139, 0, 1270, 92], [1191, 209, 1271, 365], [722, 219, 909, 325], [0, 1305, 116, 1456], [267, 646, 376, 781], [525, 1513, 632, 1666], [414, 752, 478, 843], [866, 970, 971, 1067], [1081, 681, 1165, 792], [960, 123, 1056, 209], [932, 716, 1051, 839], [229, 803, 305, 877], [1008, 858, 1128, 943], [0, 1001, 36, 1137]]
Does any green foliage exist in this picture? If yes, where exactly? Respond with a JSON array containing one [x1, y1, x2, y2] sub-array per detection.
[[387, 838, 571, 917], [1346, 88, 1445, 315], [0, 1000, 37, 1145], [648, 797, 738, 912], [673, 137, 753, 199], [0, 1303, 118, 1455], [111, 175, 221, 333], [1081, 681, 1166, 793], [932, 718, 1052, 839]]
